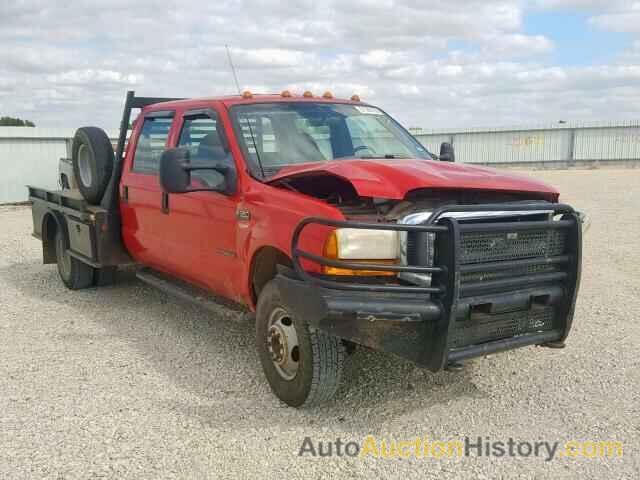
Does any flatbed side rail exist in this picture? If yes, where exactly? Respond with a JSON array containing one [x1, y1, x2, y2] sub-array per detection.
[[28, 186, 87, 210]]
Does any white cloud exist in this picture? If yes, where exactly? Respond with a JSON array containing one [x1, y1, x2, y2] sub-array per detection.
[[590, 7, 640, 33], [532, 0, 632, 9], [232, 48, 308, 68], [437, 64, 464, 78], [0, 1, 638, 130], [45, 70, 142, 86], [359, 50, 410, 68]]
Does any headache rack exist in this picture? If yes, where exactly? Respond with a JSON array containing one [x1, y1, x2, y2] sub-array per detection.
[[101, 91, 184, 211], [290, 202, 582, 370]]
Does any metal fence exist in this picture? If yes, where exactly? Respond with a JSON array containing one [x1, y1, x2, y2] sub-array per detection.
[[2, 122, 639, 203], [414, 121, 640, 166]]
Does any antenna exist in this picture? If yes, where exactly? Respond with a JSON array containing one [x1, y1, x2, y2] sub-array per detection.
[[225, 45, 266, 178], [225, 44, 241, 93]]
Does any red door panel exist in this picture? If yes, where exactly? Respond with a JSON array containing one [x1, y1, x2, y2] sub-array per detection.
[[159, 107, 242, 299], [120, 114, 174, 269]]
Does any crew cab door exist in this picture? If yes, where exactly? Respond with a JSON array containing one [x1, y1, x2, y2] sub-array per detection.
[[120, 110, 174, 269], [160, 107, 242, 299]]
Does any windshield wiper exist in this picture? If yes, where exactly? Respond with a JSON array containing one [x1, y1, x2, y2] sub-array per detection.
[[359, 154, 411, 159]]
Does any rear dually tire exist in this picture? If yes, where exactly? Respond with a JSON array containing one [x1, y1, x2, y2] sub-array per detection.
[[55, 229, 94, 290]]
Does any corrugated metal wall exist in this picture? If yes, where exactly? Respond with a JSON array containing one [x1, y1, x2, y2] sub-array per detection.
[[414, 133, 452, 157], [1, 122, 639, 203], [450, 129, 571, 164], [573, 126, 640, 161], [1, 128, 72, 204], [415, 121, 640, 165], [0, 127, 117, 203]]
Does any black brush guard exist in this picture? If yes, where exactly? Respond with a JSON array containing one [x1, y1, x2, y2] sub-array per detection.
[[275, 202, 581, 371]]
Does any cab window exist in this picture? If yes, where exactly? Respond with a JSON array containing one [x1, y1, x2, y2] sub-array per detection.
[[132, 116, 173, 174], [177, 113, 234, 190]]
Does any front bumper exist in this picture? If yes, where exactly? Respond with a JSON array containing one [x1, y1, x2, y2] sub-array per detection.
[[278, 202, 582, 371]]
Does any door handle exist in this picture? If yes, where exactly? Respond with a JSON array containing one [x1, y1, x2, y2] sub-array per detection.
[[161, 192, 169, 214], [122, 185, 129, 204]]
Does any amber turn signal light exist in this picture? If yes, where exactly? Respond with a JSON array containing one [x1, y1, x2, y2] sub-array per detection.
[[322, 231, 397, 276]]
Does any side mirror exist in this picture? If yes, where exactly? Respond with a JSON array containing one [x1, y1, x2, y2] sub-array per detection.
[[439, 142, 455, 162], [160, 148, 191, 193], [159, 147, 235, 195]]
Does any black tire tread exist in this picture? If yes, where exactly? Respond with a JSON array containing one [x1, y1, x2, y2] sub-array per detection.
[[304, 327, 345, 407], [55, 229, 94, 290], [256, 280, 345, 407], [72, 127, 114, 204]]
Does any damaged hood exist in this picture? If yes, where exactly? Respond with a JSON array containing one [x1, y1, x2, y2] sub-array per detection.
[[267, 158, 559, 200]]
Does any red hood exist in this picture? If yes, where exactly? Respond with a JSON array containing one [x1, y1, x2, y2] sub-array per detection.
[[267, 159, 559, 201]]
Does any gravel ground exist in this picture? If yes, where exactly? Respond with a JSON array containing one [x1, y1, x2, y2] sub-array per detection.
[[0, 168, 638, 479]]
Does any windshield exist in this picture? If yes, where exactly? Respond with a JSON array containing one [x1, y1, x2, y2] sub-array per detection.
[[230, 102, 434, 178]]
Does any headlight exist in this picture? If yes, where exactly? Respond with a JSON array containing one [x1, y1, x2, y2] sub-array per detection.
[[327, 229, 399, 260], [322, 228, 399, 276]]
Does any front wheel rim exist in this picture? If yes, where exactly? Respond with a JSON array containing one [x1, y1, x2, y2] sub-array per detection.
[[266, 307, 300, 380]]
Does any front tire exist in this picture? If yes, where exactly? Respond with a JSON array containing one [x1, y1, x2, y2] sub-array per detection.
[[55, 229, 94, 290], [256, 280, 345, 407]]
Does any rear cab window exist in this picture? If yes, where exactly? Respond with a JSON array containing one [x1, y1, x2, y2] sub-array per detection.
[[131, 113, 174, 174]]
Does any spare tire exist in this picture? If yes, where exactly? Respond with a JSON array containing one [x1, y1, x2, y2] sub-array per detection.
[[72, 127, 114, 204]]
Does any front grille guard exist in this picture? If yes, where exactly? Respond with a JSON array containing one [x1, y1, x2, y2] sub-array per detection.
[[292, 218, 448, 294], [291, 202, 582, 370]]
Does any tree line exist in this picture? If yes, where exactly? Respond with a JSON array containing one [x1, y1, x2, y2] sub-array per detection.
[[0, 116, 35, 127]]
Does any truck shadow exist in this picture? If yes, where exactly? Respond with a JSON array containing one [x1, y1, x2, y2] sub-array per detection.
[[1, 262, 484, 430]]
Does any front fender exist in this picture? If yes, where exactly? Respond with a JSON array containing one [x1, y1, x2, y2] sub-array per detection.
[[238, 183, 344, 307]]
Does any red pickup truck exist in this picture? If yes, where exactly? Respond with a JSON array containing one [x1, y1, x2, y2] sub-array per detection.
[[29, 91, 584, 407]]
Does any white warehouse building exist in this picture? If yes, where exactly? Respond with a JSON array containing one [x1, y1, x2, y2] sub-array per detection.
[[1, 122, 639, 204]]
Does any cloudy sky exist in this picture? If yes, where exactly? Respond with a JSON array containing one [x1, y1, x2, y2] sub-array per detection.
[[1, 1, 639, 130]]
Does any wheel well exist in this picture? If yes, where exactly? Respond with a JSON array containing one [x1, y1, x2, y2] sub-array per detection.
[[250, 247, 292, 304], [42, 213, 59, 264]]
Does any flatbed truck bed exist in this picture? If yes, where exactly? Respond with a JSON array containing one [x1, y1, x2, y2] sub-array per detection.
[[28, 186, 132, 268]]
